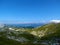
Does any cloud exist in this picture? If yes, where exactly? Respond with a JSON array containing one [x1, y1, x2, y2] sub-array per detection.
[[50, 20, 60, 23]]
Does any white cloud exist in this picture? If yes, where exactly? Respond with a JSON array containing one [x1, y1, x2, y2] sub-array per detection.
[[50, 20, 60, 23]]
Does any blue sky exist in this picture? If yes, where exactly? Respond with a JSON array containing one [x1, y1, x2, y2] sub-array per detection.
[[0, 0, 60, 23]]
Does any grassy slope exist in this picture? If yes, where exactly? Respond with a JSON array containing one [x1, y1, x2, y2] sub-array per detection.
[[34, 23, 60, 40]]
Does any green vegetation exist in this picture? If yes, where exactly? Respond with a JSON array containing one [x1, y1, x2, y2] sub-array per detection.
[[0, 23, 60, 45]]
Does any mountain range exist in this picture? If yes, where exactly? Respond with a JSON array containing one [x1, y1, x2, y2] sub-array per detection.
[[0, 22, 60, 45]]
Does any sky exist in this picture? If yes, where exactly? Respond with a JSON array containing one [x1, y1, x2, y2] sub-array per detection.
[[0, 0, 60, 23]]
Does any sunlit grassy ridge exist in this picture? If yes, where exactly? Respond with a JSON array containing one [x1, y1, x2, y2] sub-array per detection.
[[40, 23, 60, 40], [32, 23, 60, 36]]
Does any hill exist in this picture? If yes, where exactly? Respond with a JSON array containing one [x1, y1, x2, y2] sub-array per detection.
[[31, 23, 60, 45], [0, 23, 60, 45]]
